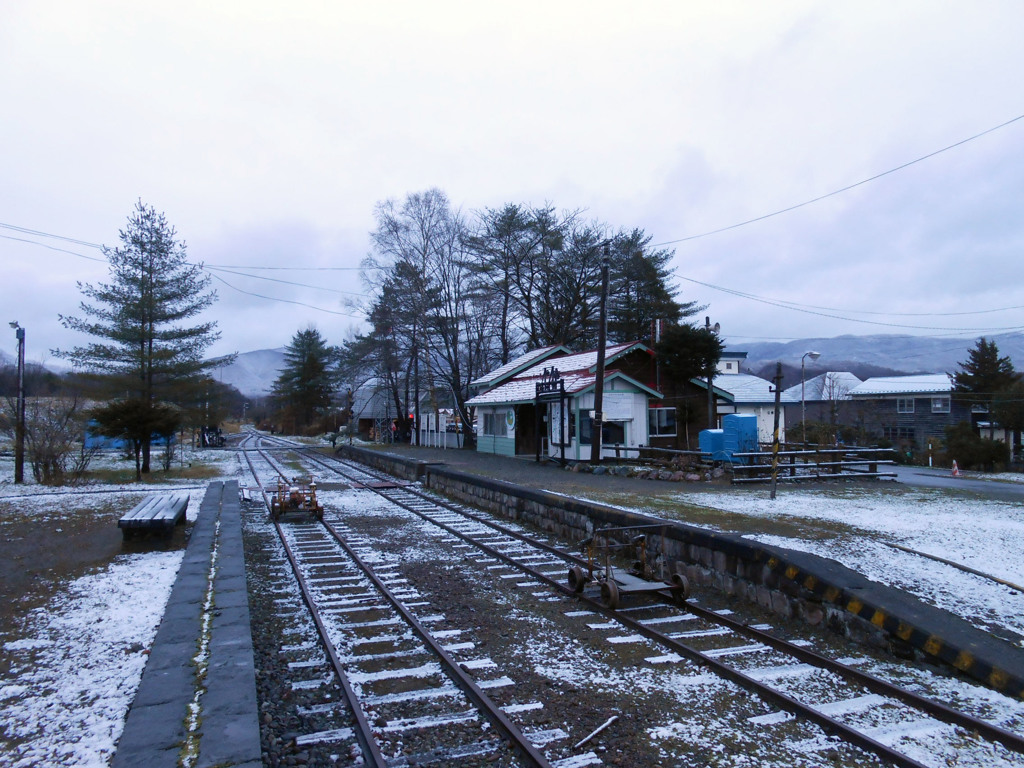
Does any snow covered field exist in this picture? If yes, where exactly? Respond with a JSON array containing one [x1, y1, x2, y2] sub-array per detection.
[[654, 483, 1024, 643], [0, 449, 242, 768]]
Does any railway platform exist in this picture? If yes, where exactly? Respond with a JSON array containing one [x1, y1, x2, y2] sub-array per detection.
[[112, 480, 260, 768]]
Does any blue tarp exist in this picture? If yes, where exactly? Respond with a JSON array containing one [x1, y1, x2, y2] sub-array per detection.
[[84, 421, 175, 450]]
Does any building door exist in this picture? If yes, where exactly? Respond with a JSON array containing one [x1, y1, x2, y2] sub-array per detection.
[[516, 404, 538, 455]]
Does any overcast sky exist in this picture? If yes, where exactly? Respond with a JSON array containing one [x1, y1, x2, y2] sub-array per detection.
[[3, 1, 1023, 367]]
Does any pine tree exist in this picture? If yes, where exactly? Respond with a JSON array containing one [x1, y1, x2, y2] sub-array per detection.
[[950, 337, 1020, 409], [607, 229, 702, 344], [272, 327, 336, 431], [655, 323, 724, 385], [55, 201, 227, 473]]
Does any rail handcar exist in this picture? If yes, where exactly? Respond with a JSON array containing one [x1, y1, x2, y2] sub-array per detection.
[[269, 476, 324, 522]]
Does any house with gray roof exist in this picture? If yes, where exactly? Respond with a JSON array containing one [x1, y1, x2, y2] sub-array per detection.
[[848, 374, 970, 452]]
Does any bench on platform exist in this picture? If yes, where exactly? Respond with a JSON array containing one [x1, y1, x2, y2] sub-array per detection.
[[119, 492, 189, 538]]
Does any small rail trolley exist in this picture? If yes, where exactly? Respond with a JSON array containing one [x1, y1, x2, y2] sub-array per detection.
[[269, 476, 324, 522], [567, 524, 690, 610]]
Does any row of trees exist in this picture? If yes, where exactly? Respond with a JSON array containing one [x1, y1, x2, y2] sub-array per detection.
[[333, 189, 705, 445], [5, 191, 715, 477]]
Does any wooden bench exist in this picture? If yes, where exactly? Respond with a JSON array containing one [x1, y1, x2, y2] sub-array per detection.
[[119, 493, 190, 538]]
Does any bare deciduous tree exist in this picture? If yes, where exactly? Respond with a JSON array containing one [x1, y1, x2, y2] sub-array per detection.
[[3, 395, 97, 485]]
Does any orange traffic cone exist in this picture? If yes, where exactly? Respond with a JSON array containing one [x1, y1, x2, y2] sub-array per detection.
[[951, 460, 960, 477]]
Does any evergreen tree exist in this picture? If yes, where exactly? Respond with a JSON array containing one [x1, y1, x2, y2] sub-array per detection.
[[55, 201, 227, 473], [655, 323, 724, 385], [272, 327, 336, 431], [950, 337, 1020, 409], [992, 380, 1024, 435], [607, 229, 702, 344], [91, 398, 181, 480]]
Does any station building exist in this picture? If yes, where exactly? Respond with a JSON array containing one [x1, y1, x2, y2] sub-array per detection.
[[466, 342, 664, 462]]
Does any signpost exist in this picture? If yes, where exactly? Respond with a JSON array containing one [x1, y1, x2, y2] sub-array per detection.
[[535, 366, 567, 465]]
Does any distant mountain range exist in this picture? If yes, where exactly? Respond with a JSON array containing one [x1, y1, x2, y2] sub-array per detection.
[[214, 332, 1024, 397], [214, 347, 286, 397], [737, 332, 1024, 383]]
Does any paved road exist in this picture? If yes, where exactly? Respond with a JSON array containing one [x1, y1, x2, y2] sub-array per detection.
[[893, 464, 1024, 501]]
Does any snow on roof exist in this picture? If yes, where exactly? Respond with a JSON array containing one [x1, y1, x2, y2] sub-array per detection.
[[781, 372, 862, 402], [715, 373, 799, 404], [526, 341, 643, 375], [466, 363, 661, 407], [469, 344, 568, 387], [467, 369, 595, 406], [470, 341, 649, 394], [721, 349, 748, 359], [850, 374, 951, 396]]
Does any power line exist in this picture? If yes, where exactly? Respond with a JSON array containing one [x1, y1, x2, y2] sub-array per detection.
[[0, 222, 104, 249], [652, 111, 1024, 248], [680, 274, 1024, 318], [204, 265, 365, 296], [680, 274, 1024, 333], [0, 233, 107, 263], [209, 273, 366, 318], [0, 220, 372, 271], [205, 263, 368, 271]]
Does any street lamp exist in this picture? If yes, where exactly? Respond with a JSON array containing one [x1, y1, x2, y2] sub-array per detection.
[[9, 321, 25, 483], [801, 350, 821, 446], [706, 317, 721, 429]]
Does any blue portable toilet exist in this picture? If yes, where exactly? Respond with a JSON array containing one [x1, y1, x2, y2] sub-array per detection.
[[722, 414, 758, 463], [699, 429, 725, 461]]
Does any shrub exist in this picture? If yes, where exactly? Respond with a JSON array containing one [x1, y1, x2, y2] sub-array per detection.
[[944, 422, 1008, 471]]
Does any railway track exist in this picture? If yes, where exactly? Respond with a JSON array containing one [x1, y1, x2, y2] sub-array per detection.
[[241, 433, 1024, 767], [240, 439, 569, 767]]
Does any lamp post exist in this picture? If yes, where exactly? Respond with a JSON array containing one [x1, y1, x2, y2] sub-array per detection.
[[705, 317, 721, 429], [9, 321, 25, 483], [800, 350, 821, 446]]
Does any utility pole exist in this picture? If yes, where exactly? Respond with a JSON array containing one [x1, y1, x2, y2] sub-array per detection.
[[9, 322, 25, 483], [769, 362, 784, 500], [705, 317, 720, 428], [590, 243, 611, 465]]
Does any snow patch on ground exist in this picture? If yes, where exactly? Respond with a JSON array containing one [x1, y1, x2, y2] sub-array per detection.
[[0, 551, 182, 767]]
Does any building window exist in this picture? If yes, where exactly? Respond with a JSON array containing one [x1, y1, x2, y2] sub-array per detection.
[[896, 397, 915, 414], [932, 396, 950, 414], [648, 408, 677, 437], [581, 418, 626, 445], [603, 421, 626, 445], [725, 362, 734, 371], [883, 426, 916, 441], [482, 412, 501, 436]]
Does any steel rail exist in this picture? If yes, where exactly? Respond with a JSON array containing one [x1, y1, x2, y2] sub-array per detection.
[[246, 443, 552, 768], [677, 598, 1024, 755], [241, 449, 389, 768], [355, 484, 930, 768], [319, 517, 554, 768], [308, 451, 1024, 757], [883, 541, 1024, 594], [276, 442, 1024, 762]]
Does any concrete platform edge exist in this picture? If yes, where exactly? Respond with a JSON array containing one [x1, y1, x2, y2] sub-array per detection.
[[113, 480, 261, 768]]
